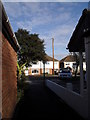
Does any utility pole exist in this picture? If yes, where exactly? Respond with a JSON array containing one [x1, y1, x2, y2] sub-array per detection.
[[43, 61, 45, 80], [52, 38, 54, 75]]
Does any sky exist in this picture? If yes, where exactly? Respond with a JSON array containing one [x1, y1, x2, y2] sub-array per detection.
[[2, 0, 90, 2], [3, 1, 88, 60]]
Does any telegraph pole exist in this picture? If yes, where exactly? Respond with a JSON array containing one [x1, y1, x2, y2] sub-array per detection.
[[52, 38, 54, 75]]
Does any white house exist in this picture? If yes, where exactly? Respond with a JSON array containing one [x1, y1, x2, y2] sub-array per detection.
[[60, 55, 86, 73], [25, 55, 59, 76]]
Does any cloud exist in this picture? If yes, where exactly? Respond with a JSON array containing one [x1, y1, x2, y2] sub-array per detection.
[[3, 2, 24, 19], [3, 2, 85, 30], [3, 2, 88, 60], [16, 21, 32, 30], [38, 16, 76, 59], [4, 2, 53, 26], [40, 23, 75, 47]]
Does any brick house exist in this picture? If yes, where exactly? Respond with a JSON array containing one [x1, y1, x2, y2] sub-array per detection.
[[0, 1, 19, 119]]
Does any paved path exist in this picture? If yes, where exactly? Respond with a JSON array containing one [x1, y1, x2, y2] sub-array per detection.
[[12, 79, 84, 120]]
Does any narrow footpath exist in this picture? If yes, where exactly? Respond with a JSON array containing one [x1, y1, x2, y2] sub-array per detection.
[[12, 79, 85, 120]]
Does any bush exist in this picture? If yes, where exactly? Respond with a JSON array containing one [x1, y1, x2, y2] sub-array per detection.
[[17, 71, 26, 102]]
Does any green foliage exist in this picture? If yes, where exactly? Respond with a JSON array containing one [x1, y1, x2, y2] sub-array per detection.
[[73, 52, 80, 77], [17, 71, 26, 101], [16, 28, 46, 101], [15, 28, 46, 67]]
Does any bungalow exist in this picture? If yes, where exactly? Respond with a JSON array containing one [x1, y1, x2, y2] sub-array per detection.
[[0, 1, 19, 119], [25, 55, 59, 75]]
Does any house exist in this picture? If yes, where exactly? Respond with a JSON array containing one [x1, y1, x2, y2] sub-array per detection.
[[0, 1, 19, 119], [60, 55, 76, 72], [25, 55, 59, 75], [60, 55, 86, 73]]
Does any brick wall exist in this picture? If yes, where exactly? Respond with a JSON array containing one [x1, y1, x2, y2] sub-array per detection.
[[2, 32, 17, 118], [49, 69, 52, 75], [0, 32, 2, 118], [28, 69, 32, 75]]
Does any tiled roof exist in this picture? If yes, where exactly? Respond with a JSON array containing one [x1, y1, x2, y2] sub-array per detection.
[[60, 55, 76, 62], [45, 55, 59, 61]]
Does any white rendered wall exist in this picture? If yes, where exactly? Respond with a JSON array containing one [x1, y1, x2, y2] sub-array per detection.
[[46, 80, 88, 119], [64, 62, 86, 72], [64, 62, 75, 69], [30, 61, 59, 69]]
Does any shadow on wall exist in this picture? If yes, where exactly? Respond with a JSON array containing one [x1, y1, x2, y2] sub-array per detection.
[[0, 112, 1, 120]]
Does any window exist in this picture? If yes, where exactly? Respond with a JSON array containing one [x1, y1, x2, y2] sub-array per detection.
[[66, 63, 70, 65], [73, 63, 77, 66], [46, 62, 50, 65], [33, 61, 37, 64], [32, 69, 39, 73]]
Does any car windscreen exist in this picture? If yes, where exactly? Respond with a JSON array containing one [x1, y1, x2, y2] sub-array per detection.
[[61, 70, 70, 73]]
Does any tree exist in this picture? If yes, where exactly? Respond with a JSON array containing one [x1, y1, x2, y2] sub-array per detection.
[[15, 28, 46, 78], [73, 52, 79, 77], [72, 52, 86, 77]]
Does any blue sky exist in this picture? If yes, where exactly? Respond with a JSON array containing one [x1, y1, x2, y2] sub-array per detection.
[[3, 2, 88, 60]]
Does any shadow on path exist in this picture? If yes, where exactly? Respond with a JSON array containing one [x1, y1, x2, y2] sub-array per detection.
[[12, 78, 84, 120]]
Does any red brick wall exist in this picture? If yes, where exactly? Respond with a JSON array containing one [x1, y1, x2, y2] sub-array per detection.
[[49, 69, 52, 75], [28, 68, 32, 75], [1, 32, 17, 118], [0, 32, 2, 117], [40, 69, 43, 74]]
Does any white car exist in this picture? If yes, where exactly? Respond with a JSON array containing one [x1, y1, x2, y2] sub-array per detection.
[[58, 68, 72, 78]]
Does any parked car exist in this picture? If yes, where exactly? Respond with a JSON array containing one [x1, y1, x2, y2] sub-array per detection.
[[54, 69, 59, 75], [58, 68, 72, 78]]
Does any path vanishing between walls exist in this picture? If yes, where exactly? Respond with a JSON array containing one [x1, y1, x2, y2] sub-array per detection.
[[12, 78, 84, 120]]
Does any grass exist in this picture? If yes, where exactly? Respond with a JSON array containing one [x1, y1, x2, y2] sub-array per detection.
[[17, 89, 23, 103], [17, 76, 27, 103], [17, 77, 31, 103]]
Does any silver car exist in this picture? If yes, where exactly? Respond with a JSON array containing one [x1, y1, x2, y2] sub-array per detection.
[[58, 68, 72, 78]]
